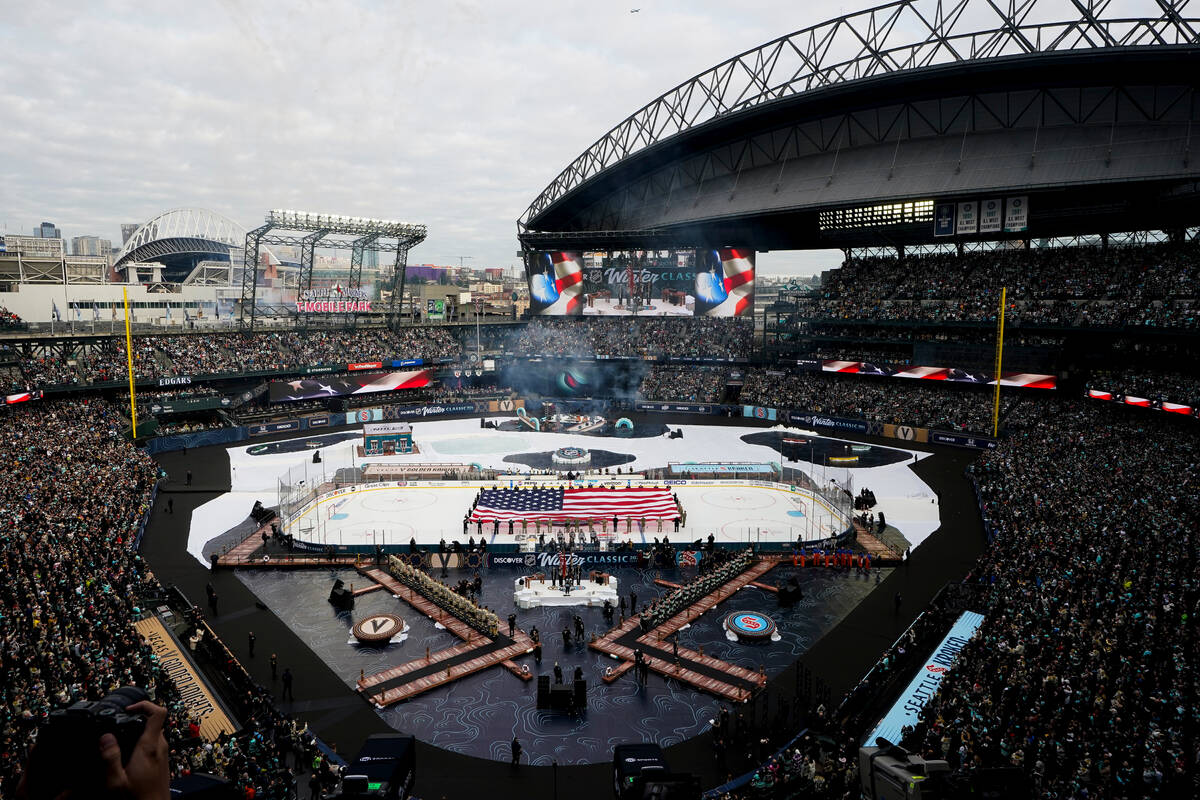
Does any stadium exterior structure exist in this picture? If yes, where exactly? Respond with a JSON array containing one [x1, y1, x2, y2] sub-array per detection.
[[113, 207, 282, 285], [519, 0, 1200, 252]]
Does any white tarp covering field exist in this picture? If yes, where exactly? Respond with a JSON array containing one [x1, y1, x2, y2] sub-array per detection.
[[187, 419, 940, 565]]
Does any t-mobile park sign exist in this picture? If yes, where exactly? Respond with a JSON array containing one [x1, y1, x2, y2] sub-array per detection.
[[296, 286, 371, 313]]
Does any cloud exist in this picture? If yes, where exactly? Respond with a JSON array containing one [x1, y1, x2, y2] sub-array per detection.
[[0, 1, 940, 276]]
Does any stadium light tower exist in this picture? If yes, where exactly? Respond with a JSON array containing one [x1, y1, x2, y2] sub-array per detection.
[[240, 209, 428, 330]]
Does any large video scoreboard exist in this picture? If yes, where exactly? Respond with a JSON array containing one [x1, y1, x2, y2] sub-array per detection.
[[525, 249, 755, 317]]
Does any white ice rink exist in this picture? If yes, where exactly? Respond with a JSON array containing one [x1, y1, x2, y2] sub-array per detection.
[[187, 419, 941, 565]]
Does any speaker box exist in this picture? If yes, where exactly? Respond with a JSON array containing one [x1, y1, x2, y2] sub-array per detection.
[[573, 679, 587, 707], [536, 675, 550, 709]]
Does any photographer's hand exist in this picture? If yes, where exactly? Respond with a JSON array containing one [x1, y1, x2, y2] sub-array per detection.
[[99, 701, 169, 800]]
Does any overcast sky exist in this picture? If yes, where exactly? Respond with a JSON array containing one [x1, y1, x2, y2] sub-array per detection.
[[2, 0, 1151, 277]]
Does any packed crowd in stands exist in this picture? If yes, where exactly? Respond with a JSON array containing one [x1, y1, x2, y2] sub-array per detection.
[[1087, 368, 1200, 405], [739, 369, 999, 434], [12, 326, 465, 388], [723, 401, 1199, 799], [512, 317, 752, 359], [237, 378, 514, 421], [0, 306, 22, 329], [896, 402, 1198, 797], [639, 365, 729, 403], [785, 241, 1200, 328], [807, 347, 913, 366], [156, 413, 232, 435], [0, 399, 294, 798]]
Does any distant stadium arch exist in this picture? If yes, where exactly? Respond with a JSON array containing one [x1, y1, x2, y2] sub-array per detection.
[[112, 208, 279, 282]]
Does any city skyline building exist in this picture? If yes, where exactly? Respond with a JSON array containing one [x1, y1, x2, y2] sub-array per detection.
[[71, 235, 113, 258], [33, 221, 60, 239]]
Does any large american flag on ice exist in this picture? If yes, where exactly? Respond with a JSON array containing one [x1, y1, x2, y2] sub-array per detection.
[[469, 486, 679, 523]]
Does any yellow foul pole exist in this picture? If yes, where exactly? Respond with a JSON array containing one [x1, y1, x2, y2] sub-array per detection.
[[124, 287, 137, 438], [992, 286, 1006, 437]]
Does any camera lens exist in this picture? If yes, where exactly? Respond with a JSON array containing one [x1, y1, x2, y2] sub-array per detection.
[[97, 686, 151, 714]]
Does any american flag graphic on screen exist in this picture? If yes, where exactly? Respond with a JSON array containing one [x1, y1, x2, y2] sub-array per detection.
[[469, 486, 679, 523], [698, 248, 755, 317]]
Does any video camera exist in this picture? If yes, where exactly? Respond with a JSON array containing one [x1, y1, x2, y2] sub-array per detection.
[[25, 686, 150, 800]]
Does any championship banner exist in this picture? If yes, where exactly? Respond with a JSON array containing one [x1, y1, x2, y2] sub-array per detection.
[[863, 611, 984, 747], [269, 369, 432, 402], [134, 616, 236, 741], [1004, 195, 1028, 232], [933, 203, 955, 236], [955, 201, 978, 235], [979, 198, 1002, 233]]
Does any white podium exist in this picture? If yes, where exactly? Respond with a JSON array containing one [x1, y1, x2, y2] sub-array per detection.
[[513, 576, 618, 609]]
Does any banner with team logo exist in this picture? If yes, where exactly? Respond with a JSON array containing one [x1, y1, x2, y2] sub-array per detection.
[[1004, 195, 1028, 232], [883, 424, 929, 443], [742, 405, 778, 421], [933, 203, 955, 236], [955, 201, 978, 234], [979, 198, 1002, 233], [863, 611, 984, 746]]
